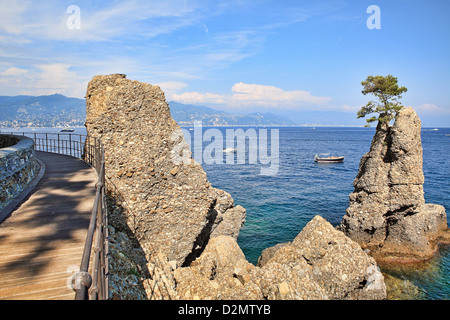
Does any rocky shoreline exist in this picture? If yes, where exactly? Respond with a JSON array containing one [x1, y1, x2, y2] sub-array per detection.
[[84, 74, 448, 300]]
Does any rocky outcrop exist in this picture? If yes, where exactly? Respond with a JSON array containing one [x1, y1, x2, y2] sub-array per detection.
[[174, 235, 262, 300], [257, 242, 290, 267], [339, 107, 450, 263], [85, 74, 245, 267], [85, 74, 386, 300], [175, 216, 386, 300]]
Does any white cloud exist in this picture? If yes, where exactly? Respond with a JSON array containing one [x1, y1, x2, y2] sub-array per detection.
[[412, 103, 450, 114], [156, 81, 188, 91], [0, 0, 205, 42], [0, 0, 29, 35], [32, 64, 87, 98], [0, 1, 265, 98], [0, 63, 87, 98], [156, 81, 189, 100], [172, 82, 332, 110], [172, 91, 226, 105], [230, 82, 331, 108], [1, 66, 28, 76], [328, 104, 360, 112]]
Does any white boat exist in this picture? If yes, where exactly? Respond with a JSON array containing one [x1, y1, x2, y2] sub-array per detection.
[[314, 154, 344, 163], [222, 148, 237, 153]]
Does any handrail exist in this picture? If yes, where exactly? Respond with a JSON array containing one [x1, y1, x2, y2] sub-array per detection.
[[2, 131, 109, 300], [74, 152, 108, 300]]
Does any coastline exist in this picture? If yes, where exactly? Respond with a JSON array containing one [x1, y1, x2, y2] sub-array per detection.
[[1, 124, 449, 299], [2, 125, 450, 130]]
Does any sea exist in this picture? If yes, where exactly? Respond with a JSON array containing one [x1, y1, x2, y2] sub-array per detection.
[[2, 126, 449, 299], [200, 126, 450, 300]]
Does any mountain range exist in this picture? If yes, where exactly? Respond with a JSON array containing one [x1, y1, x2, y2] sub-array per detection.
[[168, 101, 296, 126], [0, 94, 86, 127], [0, 93, 374, 127], [0, 94, 301, 127]]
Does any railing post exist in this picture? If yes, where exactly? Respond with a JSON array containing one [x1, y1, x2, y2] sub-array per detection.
[[94, 138, 98, 171], [87, 136, 90, 164], [73, 272, 93, 300], [69, 134, 72, 157]]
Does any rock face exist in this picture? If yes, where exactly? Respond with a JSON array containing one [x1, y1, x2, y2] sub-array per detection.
[[85, 74, 246, 266], [175, 216, 386, 300], [85, 74, 386, 300], [339, 107, 450, 263]]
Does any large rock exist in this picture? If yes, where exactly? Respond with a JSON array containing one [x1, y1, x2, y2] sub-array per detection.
[[339, 107, 450, 263], [254, 216, 386, 300], [85, 74, 387, 300], [174, 216, 386, 300], [174, 236, 263, 300], [85, 74, 245, 266]]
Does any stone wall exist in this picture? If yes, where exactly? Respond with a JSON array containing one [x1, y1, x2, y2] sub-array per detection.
[[0, 134, 39, 212], [0, 135, 20, 149]]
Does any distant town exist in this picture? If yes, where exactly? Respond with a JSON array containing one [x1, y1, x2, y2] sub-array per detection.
[[0, 94, 370, 128]]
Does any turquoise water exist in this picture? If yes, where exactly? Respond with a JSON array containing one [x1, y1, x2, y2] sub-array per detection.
[[200, 126, 450, 300]]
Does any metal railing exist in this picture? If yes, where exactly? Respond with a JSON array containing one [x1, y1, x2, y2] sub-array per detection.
[[74, 134, 109, 300], [2, 131, 87, 158], [2, 132, 109, 300]]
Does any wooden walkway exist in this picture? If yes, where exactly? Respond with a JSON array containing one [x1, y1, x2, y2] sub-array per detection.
[[0, 151, 96, 300]]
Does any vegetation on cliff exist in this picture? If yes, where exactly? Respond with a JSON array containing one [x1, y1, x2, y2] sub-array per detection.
[[357, 75, 408, 126]]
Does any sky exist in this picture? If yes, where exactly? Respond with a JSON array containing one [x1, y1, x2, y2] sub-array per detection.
[[0, 0, 449, 126]]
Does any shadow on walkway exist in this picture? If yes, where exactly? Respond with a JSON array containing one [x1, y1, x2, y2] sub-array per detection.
[[0, 151, 96, 299]]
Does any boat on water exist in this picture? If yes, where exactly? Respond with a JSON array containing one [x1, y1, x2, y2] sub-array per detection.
[[314, 154, 344, 163], [223, 148, 237, 153], [60, 129, 74, 132]]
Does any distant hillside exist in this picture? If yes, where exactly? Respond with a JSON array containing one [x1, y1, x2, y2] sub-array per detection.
[[0, 94, 362, 128], [0, 95, 297, 128], [274, 110, 363, 127], [169, 101, 296, 126], [0, 94, 86, 127]]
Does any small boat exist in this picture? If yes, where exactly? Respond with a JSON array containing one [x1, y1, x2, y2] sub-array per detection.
[[222, 148, 237, 153], [60, 129, 74, 132], [314, 154, 344, 163]]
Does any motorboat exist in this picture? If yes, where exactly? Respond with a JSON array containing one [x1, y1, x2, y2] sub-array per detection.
[[314, 154, 344, 163]]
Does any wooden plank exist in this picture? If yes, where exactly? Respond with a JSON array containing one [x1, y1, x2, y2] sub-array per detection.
[[0, 247, 84, 266], [0, 151, 97, 300]]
